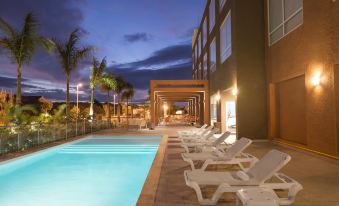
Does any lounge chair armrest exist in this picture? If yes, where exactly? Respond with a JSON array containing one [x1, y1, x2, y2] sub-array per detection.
[[210, 183, 232, 205], [262, 173, 303, 205], [181, 144, 190, 153]]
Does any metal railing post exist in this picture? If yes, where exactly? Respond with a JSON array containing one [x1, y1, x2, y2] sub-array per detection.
[[83, 119, 85, 134], [17, 130, 20, 151], [37, 124, 40, 145], [66, 121, 68, 140], [75, 119, 78, 136]]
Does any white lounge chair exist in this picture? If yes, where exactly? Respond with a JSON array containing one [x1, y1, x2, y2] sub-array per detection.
[[181, 128, 219, 144], [177, 124, 208, 137], [184, 150, 303, 205], [182, 137, 257, 171], [182, 131, 231, 153], [179, 125, 213, 141]]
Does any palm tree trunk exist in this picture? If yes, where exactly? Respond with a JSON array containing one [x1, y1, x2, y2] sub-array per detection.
[[16, 65, 22, 105], [89, 86, 94, 118], [117, 94, 121, 123], [66, 75, 70, 118], [107, 91, 111, 123]]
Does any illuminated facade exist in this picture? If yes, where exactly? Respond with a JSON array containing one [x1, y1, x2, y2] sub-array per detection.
[[193, 0, 339, 158]]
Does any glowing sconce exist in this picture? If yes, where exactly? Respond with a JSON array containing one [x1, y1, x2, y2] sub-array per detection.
[[215, 93, 221, 101], [232, 88, 238, 96], [311, 74, 321, 86], [163, 104, 168, 110]]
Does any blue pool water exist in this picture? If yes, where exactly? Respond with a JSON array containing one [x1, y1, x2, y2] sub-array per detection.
[[0, 136, 161, 206]]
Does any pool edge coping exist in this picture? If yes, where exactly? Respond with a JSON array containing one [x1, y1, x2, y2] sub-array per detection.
[[136, 134, 168, 206]]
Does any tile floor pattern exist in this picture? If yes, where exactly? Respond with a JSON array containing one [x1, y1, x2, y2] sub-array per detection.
[[148, 127, 339, 206]]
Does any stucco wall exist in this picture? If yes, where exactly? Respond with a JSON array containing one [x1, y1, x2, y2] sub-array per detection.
[[266, 0, 339, 155]]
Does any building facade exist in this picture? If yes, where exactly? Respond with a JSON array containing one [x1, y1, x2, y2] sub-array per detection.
[[192, 0, 267, 140], [265, 0, 339, 157], [192, 0, 339, 158]]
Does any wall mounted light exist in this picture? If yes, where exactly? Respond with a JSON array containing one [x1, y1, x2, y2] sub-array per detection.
[[215, 93, 221, 101], [163, 105, 168, 110], [311, 74, 321, 86], [232, 88, 238, 96]]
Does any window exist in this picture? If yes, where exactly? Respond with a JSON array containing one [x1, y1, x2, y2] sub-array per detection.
[[220, 11, 232, 63], [203, 54, 208, 79], [219, 0, 227, 11], [203, 18, 207, 46], [209, 0, 215, 33], [268, 0, 303, 45], [210, 38, 216, 73]]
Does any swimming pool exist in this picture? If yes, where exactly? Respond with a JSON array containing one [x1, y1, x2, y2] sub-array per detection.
[[0, 136, 161, 206]]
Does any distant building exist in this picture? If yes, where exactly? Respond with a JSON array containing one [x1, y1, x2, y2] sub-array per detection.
[[192, 0, 339, 158]]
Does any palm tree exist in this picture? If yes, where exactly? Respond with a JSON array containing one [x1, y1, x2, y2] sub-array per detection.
[[54, 29, 92, 117], [122, 82, 135, 119], [0, 12, 54, 105], [89, 57, 106, 119], [100, 72, 117, 122], [114, 76, 127, 123]]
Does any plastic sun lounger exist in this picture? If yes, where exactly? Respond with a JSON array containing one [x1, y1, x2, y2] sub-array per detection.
[[181, 131, 232, 153], [177, 124, 208, 136], [179, 125, 213, 141], [184, 149, 303, 205], [181, 128, 219, 144], [182, 137, 258, 171]]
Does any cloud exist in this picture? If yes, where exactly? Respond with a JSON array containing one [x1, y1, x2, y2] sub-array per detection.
[[0, 0, 89, 84], [113, 62, 192, 90], [117, 43, 192, 69], [123, 32, 152, 43]]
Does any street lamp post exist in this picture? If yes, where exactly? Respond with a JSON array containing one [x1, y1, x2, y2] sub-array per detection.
[[113, 94, 116, 117], [76, 83, 82, 136]]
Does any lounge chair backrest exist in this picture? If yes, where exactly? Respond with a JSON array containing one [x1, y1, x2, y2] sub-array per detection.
[[204, 128, 218, 140], [246, 149, 291, 184], [211, 131, 231, 147], [225, 137, 252, 158], [199, 125, 213, 136], [196, 124, 208, 133]]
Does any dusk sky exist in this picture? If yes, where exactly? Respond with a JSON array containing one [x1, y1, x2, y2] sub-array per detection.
[[0, 0, 206, 102]]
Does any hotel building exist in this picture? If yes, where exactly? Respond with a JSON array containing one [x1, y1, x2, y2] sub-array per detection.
[[192, 0, 339, 158]]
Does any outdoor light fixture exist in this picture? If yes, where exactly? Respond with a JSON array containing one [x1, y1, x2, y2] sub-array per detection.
[[232, 88, 238, 96], [216, 93, 221, 101], [311, 74, 321, 86]]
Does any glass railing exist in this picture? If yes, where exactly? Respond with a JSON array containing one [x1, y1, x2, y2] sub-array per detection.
[[0, 120, 113, 155]]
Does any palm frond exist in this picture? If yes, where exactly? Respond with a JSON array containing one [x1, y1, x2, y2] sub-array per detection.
[[0, 17, 17, 37], [54, 40, 70, 74], [72, 46, 92, 68], [35, 36, 55, 53], [20, 12, 39, 65]]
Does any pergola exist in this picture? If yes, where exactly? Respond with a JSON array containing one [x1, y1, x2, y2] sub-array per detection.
[[150, 80, 209, 127]]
